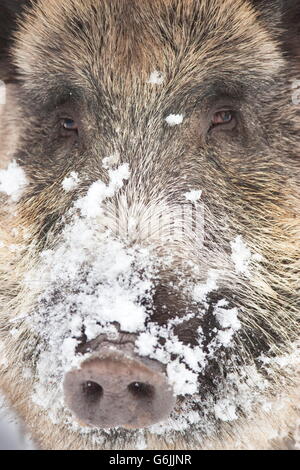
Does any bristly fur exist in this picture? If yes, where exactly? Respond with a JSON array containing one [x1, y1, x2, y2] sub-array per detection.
[[0, 0, 299, 450]]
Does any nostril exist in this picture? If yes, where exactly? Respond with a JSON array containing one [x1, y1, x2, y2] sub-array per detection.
[[81, 381, 103, 404], [127, 382, 155, 400]]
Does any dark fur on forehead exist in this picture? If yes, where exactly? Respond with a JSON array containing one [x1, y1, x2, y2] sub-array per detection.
[[1, 0, 299, 86], [10, 0, 287, 101]]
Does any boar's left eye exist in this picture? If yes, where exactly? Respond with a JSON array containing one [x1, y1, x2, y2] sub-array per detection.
[[61, 118, 79, 136]]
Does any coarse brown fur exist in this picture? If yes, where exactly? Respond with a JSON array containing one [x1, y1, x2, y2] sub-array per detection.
[[0, 0, 299, 450]]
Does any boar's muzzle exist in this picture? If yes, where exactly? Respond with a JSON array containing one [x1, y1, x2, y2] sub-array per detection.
[[63, 348, 175, 429]]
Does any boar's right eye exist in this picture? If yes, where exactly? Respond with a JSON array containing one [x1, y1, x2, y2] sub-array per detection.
[[60, 118, 79, 137]]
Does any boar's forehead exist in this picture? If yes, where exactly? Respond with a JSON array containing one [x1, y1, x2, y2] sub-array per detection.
[[14, 0, 282, 101]]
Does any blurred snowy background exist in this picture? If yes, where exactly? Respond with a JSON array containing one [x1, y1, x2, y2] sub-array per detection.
[[0, 394, 34, 450]]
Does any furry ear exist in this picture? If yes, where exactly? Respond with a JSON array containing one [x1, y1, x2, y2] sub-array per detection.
[[0, 0, 33, 81], [281, 1, 300, 62], [250, 0, 300, 62]]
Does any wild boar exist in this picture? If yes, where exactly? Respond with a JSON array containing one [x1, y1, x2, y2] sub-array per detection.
[[0, 0, 299, 450]]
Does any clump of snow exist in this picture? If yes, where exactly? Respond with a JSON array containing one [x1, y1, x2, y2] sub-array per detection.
[[184, 190, 202, 203], [135, 321, 207, 392], [215, 304, 240, 331], [147, 71, 165, 85], [230, 235, 263, 276], [102, 152, 120, 169], [216, 329, 235, 348], [167, 360, 198, 396], [214, 399, 238, 422], [11, 228, 19, 237], [135, 331, 158, 357], [165, 114, 184, 126], [62, 172, 80, 192], [214, 301, 241, 347], [193, 270, 219, 303], [0, 160, 28, 202], [230, 235, 252, 275]]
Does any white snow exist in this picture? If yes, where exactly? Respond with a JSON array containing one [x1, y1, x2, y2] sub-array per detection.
[[230, 235, 263, 276], [193, 270, 219, 303], [136, 323, 206, 367], [167, 360, 198, 396], [147, 71, 165, 85], [62, 172, 80, 192], [215, 305, 240, 331], [102, 152, 120, 169], [0, 160, 28, 202], [216, 329, 235, 348], [184, 189, 202, 203], [165, 114, 184, 126], [214, 399, 238, 422], [135, 332, 158, 357], [230, 235, 252, 274], [75, 163, 130, 218]]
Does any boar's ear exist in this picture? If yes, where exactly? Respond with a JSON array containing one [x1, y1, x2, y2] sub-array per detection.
[[250, 0, 300, 62], [0, 0, 33, 81], [281, 1, 300, 62]]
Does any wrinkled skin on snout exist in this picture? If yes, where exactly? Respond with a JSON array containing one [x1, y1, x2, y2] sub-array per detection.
[[0, 0, 299, 450]]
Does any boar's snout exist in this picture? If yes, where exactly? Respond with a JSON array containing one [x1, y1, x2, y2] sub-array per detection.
[[63, 350, 175, 429]]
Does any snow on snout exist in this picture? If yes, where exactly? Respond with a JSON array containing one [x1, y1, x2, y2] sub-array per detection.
[[27, 163, 162, 419], [230, 235, 263, 276], [75, 163, 130, 218], [214, 300, 241, 347]]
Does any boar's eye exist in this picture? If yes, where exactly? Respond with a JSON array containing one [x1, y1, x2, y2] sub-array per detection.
[[210, 110, 237, 132], [60, 118, 79, 137]]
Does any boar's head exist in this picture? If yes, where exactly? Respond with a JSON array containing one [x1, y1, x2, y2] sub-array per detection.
[[0, 0, 299, 450]]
